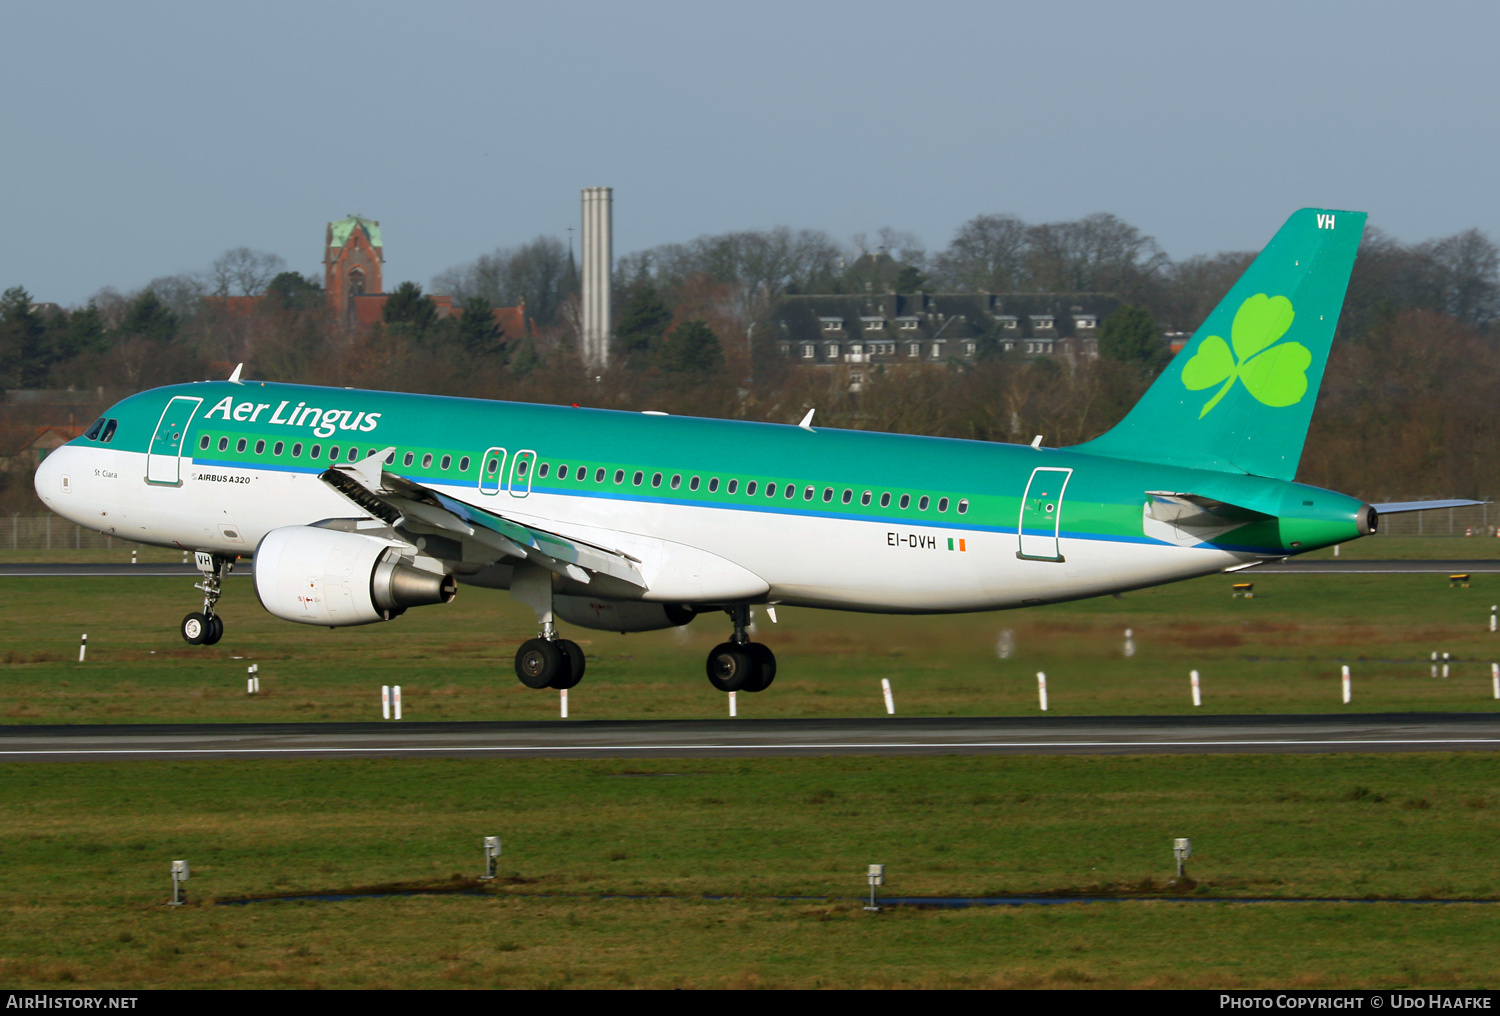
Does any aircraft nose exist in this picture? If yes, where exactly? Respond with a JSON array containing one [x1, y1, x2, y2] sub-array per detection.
[[33, 445, 78, 509]]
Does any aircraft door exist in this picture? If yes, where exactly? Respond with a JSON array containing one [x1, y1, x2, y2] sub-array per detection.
[[1017, 466, 1072, 562], [146, 396, 203, 486], [479, 447, 507, 495], [509, 449, 536, 498]]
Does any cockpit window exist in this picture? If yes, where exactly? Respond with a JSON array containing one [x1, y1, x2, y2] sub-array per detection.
[[85, 418, 105, 441], [100, 419, 118, 443]]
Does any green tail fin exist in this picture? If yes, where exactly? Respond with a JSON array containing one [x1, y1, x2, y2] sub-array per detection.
[[1072, 208, 1365, 480]]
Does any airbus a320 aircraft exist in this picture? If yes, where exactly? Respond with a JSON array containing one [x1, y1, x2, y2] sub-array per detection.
[[33, 209, 1473, 696]]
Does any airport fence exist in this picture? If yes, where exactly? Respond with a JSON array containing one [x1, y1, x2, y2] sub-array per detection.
[[5, 504, 1498, 553]]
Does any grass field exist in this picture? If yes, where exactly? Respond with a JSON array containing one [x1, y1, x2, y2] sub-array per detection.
[[1, 544, 1498, 723], [3, 539, 1500, 988], [1, 753, 1498, 988]]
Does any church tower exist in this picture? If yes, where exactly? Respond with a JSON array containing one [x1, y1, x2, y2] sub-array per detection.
[[324, 214, 383, 318]]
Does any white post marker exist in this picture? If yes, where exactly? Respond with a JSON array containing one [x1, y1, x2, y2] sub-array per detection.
[[78, 634, 87, 663], [1334, 544, 1340, 557], [1492, 662, 1498, 701], [1443, 652, 1451, 679], [169, 860, 189, 907], [1491, 606, 1497, 633], [382, 685, 391, 720], [881, 678, 895, 715], [131, 549, 137, 566], [1123, 628, 1136, 658], [1431, 652, 1439, 679], [1342, 664, 1352, 705], [1037, 671, 1048, 712], [728, 690, 737, 717], [1190, 669, 1201, 707], [393, 685, 402, 720], [560, 688, 568, 718]]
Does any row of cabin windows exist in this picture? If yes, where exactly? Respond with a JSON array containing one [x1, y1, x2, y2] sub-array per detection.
[[198, 434, 969, 516], [200, 433, 471, 474], [527, 459, 969, 514]]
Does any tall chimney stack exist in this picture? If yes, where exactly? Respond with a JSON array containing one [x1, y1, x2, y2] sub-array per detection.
[[581, 187, 613, 370]]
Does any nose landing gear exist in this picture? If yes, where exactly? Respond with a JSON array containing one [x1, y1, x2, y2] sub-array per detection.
[[706, 605, 775, 693], [181, 551, 232, 646]]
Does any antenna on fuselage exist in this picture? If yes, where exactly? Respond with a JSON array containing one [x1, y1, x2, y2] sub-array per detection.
[[227, 363, 244, 384], [798, 408, 816, 432]]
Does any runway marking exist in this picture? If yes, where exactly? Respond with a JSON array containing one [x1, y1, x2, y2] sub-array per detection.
[[2, 737, 1498, 757]]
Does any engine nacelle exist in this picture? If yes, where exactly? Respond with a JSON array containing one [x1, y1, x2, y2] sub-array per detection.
[[253, 526, 456, 627], [553, 595, 696, 633]]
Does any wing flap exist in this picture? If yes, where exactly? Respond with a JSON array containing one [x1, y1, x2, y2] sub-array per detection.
[[320, 450, 646, 589]]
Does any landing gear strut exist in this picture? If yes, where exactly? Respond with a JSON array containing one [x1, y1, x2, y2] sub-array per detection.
[[706, 604, 775, 693], [510, 564, 585, 690], [182, 551, 232, 646]]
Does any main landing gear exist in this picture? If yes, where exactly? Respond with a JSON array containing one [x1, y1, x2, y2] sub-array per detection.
[[509, 564, 585, 690], [181, 551, 233, 646], [705, 605, 775, 693]]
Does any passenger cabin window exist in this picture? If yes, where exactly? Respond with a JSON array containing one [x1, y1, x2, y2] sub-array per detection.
[[236, 439, 247, 453], [804, 486, 814, 501], [899, 494, 910, 509], [558, 465, 569, 479], [880, 492, 891, 508], [311, 445, 321, 459], [652, 472, 662, 488], [822, 488, 833, 502], [746, 481, 756, 495], [958, 498, 970, 514], [633, 471, 643, 486], [517, 460, 528, 477], [292, 443, 303, 457], [671, 474, 681, 489], [384, 451, 395, 464], [595, 468, 606, 482], [842, 489, 852, 504], [938, 497, 949, 512], [348, 447, 359, 461], [708, 478, 719, 493], [690, 476, 700, 491], [274, 442, 284, 456], [219, 437, 230, 452], [459, 457, 469, 472], [421, 453, 433, 468], [766, 483, 776, 498], [408, 453, 418, 467], [330, 446, 340, 459], [199, 435, 210, 450], [784, 485, 795, 499], [538, 462, 548, 478], [614, 469, 625, 484], [441, 455, 452, 471], [254, 440, 265, 455], [861, 491, 872, 506], [918, 495, 929, 510], [727, 479, 738, 494]]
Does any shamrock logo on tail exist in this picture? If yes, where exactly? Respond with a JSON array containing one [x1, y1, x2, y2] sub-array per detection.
[[1181, 293, 1310, 418]]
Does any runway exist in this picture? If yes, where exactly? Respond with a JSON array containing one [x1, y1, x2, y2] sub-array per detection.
[[1, 713, 1497, 762], [3, 560, 1499, 577]]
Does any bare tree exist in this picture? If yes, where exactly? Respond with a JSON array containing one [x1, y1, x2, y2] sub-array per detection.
[[933, 214, 1031, 292], [209, 247, 287, 297], [433, 236, 573, 326]]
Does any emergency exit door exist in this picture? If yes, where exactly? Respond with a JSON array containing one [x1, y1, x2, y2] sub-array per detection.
[[146, 396, 203, 486], [1017, 466, 1072, 562]]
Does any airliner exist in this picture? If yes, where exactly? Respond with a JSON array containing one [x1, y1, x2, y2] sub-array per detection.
[[32, 209, 1471, 695]]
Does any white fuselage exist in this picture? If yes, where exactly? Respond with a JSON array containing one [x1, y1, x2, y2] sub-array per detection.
[[35, 442, 1251, 614]]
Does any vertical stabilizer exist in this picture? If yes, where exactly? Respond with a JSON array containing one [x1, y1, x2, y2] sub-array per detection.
[[1072, 208, 1365, 480]]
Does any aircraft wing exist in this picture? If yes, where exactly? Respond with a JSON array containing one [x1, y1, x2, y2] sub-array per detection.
[[1372, 499, 1485, 515], [318, 449, 646, 589]]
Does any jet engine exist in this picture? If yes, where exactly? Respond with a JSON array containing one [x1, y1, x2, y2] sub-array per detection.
[[253, 526, 456, 627], [553, 594, 697, 633]]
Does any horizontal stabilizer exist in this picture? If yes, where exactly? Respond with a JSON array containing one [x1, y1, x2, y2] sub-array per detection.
[[1143, 491, 1272, 547], [1373, 499, 1487, 515], [319, 457, 646, 589]]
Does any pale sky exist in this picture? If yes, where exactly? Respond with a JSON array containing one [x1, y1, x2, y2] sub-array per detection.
[[3, 0, 1496, 306]]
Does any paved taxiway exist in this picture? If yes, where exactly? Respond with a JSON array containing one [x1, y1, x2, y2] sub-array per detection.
[[1, 714, 1496, 762], [4, 560, 1500, 578]]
